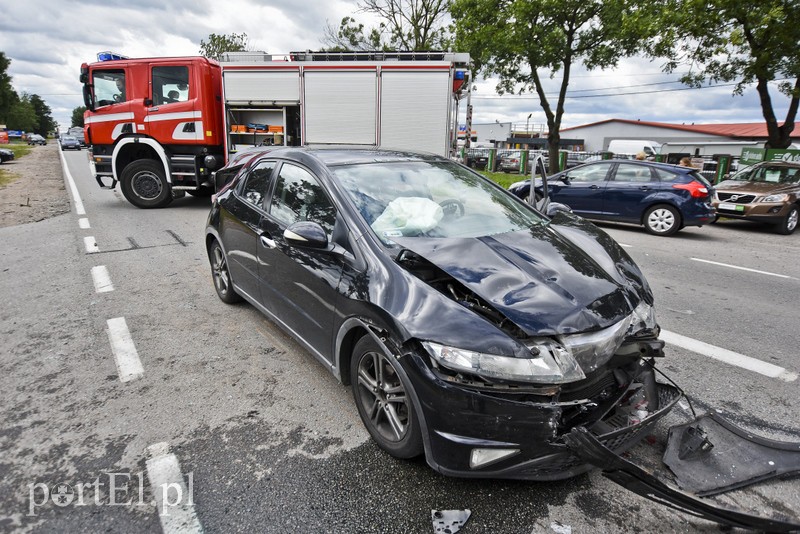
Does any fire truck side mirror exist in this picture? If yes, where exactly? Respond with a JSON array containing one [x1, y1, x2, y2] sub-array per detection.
[[82, 85, 95, 112], [144, 98, 153, 107]]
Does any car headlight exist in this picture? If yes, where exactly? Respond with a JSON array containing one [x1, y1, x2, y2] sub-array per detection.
[[423, 340, 585, 384], [424, 300, 658, 384], [761, 194, 788, 203]]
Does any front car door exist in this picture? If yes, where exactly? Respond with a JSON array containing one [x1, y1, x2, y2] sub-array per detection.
[[551, 162, 613, 217], [258, 162, 342, 360]]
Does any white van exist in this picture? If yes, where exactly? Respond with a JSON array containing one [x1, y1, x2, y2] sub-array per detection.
[[607, 139, 662, 157]]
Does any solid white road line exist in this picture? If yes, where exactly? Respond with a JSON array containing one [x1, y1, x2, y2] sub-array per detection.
[[690, 257, 795, 280], [106, 317, 143, 382], [91, 266, 114, 293], [78, 217, 90, 229], [58, 149, 86, 215], [661, 329, 798, 382], [84, 236, 99, 253], [146, 442, 203, 534]]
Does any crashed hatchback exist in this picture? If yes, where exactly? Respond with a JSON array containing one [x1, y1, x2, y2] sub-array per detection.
[[206, 147, 679, 480]]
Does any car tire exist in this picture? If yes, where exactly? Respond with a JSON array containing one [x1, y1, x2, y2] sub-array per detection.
[[350, 335, 423, 459], [709, 215, 719, 224], [774, 205, 799, 235], [208, 240, 243, 304], [644, 204, 682, 236], [120, 160, 173, 209]]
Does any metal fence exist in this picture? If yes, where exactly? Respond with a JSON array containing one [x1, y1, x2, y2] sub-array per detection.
[[462, 148, 740, 183]]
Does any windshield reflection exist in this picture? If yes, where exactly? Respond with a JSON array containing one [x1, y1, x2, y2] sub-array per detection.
[[333, 161, 545, 242]]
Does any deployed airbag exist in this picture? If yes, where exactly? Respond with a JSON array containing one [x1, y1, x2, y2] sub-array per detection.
[[372, 197, 443, 236]]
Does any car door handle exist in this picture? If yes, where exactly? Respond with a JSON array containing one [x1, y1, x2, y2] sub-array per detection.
[[260, 235, 277, 249], [589, 184, 600, 189], [639, 186, 651, 190]]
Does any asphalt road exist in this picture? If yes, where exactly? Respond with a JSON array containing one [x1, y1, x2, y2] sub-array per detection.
[[1, 150, 798, 533]]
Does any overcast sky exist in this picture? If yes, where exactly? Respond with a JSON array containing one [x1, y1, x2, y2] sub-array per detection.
[[1, 0, 792, 132]]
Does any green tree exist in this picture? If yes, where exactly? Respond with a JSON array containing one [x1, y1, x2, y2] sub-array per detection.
[[451, 0, 659, 172], [323, 0, 452, 51], [199, 33, 249, 60], [6, 93, 37, 132], [72, 106, 87, 128], [29, 94, 57, 135], [655, 0, 799, 149], [0, 52, 18, 123]]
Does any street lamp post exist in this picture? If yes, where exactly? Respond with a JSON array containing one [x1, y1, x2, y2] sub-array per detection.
[[526, 113, 532, 135]]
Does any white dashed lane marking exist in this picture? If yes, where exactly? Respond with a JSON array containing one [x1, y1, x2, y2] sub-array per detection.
[[106, 317, 143, 382], [690, 257, 795, 280], [78, 217, 90, 229], [146, 442, 203, 534], [84, 236, 99, 253], [91, 266, 114, 293], [661, 329, 797, 382]]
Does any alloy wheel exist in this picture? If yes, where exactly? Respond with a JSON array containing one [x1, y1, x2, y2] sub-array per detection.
[[355, 350, 410, 442], [212, 246, 231, 296]]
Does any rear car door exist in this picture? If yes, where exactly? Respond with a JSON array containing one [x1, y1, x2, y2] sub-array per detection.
[[259, 162, 342, 360], [219, 160, 277, 301], [551, 162, 613, 217], [602, 162, 659, 222]]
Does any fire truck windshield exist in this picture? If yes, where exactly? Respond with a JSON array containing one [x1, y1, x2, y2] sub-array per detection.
[[93, 70, 126, 107]]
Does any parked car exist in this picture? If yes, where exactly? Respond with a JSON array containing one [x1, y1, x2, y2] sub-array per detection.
[[464, 148, 491, 169], [508, 159, 715, 236], [206, 147, 681, 481], [27, 134, 46, 145], [59, 135, 82, 150], [499, 151, 528, 173], [712, 161, 800, 235], [0, 148, 14, 163]]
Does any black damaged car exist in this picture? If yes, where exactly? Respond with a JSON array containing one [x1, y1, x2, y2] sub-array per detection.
[[206, 147, 673, 472], [205, 148, 798, 531]]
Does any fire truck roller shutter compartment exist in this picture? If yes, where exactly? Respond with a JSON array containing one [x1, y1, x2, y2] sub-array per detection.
[[223, 70, 300, 104], [380, 67, 451, 156], [303, 69, 377, 145]]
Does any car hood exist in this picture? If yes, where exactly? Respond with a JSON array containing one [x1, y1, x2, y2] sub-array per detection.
[[715, 180, 799, 195], [392, 217, 648, 337]]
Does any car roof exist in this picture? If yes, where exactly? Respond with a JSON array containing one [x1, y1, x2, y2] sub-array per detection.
[[749, 161, 800, 170]]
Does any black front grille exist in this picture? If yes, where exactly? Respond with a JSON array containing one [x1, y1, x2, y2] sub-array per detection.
[[717, 192, 756, 203]]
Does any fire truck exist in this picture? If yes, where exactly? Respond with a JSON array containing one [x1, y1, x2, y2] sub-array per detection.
[[80, 51, 472, 208]]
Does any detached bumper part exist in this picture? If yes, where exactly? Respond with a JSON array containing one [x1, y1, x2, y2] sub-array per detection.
[[564, 426, 800, 532], [663, 412, 800, 497]]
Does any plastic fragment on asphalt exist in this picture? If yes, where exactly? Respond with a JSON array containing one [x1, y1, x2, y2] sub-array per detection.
[[431, 509, 471, 533], [549, 520, 572, 533]]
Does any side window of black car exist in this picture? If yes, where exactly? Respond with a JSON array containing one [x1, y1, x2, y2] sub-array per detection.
[[240, 161, 276, 207], [269, 163, 337, 234]]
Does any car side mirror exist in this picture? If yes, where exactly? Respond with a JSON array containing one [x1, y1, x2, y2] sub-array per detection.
[[284, 221, 328, 249], [546, 202, 573, 217], [560, 175, 570, 184]]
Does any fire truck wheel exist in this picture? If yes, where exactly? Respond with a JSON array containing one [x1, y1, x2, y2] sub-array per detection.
[[120, 160, 173, 209]]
